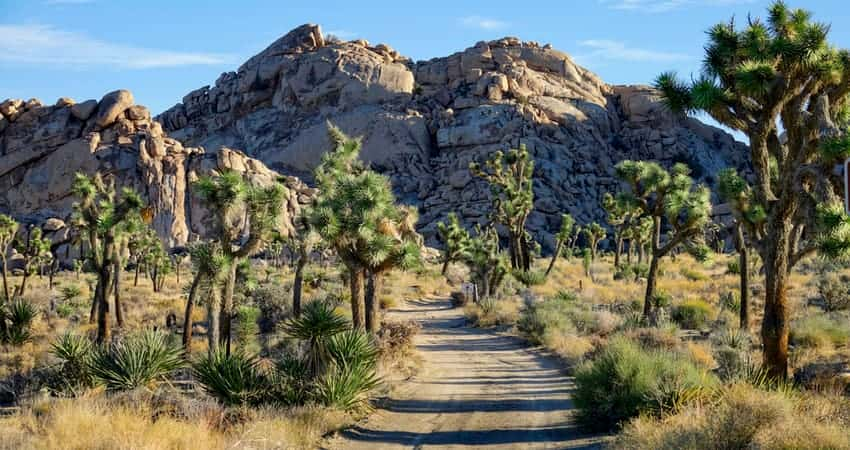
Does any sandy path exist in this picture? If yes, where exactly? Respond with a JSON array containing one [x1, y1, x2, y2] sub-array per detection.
[[325, 298, 604, 449]]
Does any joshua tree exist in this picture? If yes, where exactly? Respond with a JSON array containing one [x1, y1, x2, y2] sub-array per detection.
[[14, 226, 52, 298], [194, 170, 285, 353], [184, 241, 230, 354], [626, 216, 654, 264], [603, 193, 639, 268], [310, 124, 420, 331], [546, 214, 575, 277], [463, 225, 510, 300], [0, 215, 17, 336], [470, 145, 535, 272], [655, 2, 850, 377], [289, 214, 320, 318], [583, 222, 606, 262], [436, 213, 471, 276], [615, 161, 711, 319], [718, 168, 760, 329], [71, 173, 144, 343]]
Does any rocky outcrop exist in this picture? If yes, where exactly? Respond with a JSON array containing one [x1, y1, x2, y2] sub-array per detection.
[[159, 24, 750, 250], [0, 90, 308, 261]]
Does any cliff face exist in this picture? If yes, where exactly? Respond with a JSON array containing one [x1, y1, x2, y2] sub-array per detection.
[[158, 24, 749, 250], [0, 90, 309, 260]]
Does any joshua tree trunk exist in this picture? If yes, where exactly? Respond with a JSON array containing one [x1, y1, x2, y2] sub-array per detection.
[[734, 224, 749, 329], [113, 259, 124, 327], [134, 261, 141, 286], [545, 239, 564, 277], [292, 249, 306, 317], [626, 240, 633, 264], [220, 263, 237, 354], [183, 273, 201, 354], [96, 260, 114, 344], [365, 271, 384, 334], [18, 271, 29, 298], [349, 267, 365, 329], [642, 217, 662, 319], [90, 278, 100, 324], [761, 219, 792, 379], [207, 286, 220, 355], [614, 236, 623, 268], [0, 254, 9, 303], [441, 258, 450, 276]]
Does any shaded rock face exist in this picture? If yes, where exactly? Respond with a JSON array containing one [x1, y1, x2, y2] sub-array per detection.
[[0, 90, 308, 261], [159, 24, 750, 250]]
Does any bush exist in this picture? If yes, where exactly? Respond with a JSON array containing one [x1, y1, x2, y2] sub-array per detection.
[[790, 314, 850, 349], [235, 305, 261, 354], [89, 330, 185, 391], [613, 383, 850, 450], [651, 291, 673, 309], [513, 269, 546, 286], [671, 299, 717, 330], [50, 332, 96, 391], [313, 363, 380, 412], [60, 285, 83, 303], [573, 336, 717, 431], [251, 284, 292, 334], [719, 291, 740, 312], [193, 349, 271, 406], [816, 272, 850, 312], [376, 320, 420, 361], [726, 259, 741, 275], [679, 267, 707, 282], [4, 298, 38, 344]]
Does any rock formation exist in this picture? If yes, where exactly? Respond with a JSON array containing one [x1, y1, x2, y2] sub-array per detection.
[[0, 90, 309, 261], [159, 24, 750, 250]]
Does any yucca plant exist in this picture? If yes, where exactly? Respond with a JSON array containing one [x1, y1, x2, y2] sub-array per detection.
[[314, 363, 381, 412], [194, 348, 271, 406], [51, 332, 96, 390], [89, 330, 185, 391], [327, 329, 379, 369], [5, 298, 37, 345], [275, 354, 311, 406], [281, 300, 349, 377]]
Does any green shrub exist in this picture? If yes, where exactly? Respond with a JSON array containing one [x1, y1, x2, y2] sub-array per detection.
[[816, 273, 850, 312], [518, 292, 579, 344], [56, 303, 76, 319], [672, 299, 717, 330], [235, 305, 261, 354], [651, 291, 673, 309], [513, 269, 546, 286], [326, 329, 378, 369], [719, 291, 740, 312], [89, 330, 185, 391], [250, 283, 292, 334], [194, 349, 270, 406], [790, 314, 850, 349], [5, 298, 38, 345], [60, 285, 82, 303], [726, 259, 741, 275], [313, 363, 380, 412], [574, 336, 717, 431], [281, 300, 350, 377], [51, 332, 96, 391], [679, 267, 707, 281]]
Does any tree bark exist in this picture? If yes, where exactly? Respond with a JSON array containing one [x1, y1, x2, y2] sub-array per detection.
[[642, 217, 662, 319], [207, 285, 220, 355], [182, 273, 201, 354], [761, 221, 791, 379], [349, 267, 365, 329], [614, 236, 623, 268], [220, 263, 237, 355], [134, 262, 140, 287], [0, 255, 9, 303], [441, 258, 450, 276], [365, 271, 383, 334], [545, 240, 563, 277], [293, 254, 305, 318], [96, 261, 114, 344], [734, 224, 750, 329], [114, 259, 124, 327]]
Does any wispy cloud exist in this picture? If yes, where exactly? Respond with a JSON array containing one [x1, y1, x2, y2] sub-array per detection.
[[0, 24, 232, 69], [599, 0, 754, 13], [577, 40, 689, 63], [459, 16, 509, 30]]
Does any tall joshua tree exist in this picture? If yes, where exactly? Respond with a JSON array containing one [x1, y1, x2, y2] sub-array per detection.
[[583, 222, 607, 262], [546, 213, 575, 277], [183, 241, 230, 354], [289, 214, 320, 318], [436, 212, 471, 276], [71, 173, 143, 343], [603, 193, 639, 268], [718, 168, 760, 329], [655, 2, 850, 377], [0, 215, 17, 337], [194, 170, 285, 353], [470, 145, 534, 272], [14, 226, 52, 298], [615, 161, 711, 319], [310, 124, 421, 332]]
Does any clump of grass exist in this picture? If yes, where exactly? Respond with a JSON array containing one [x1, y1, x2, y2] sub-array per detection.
[[679, 267, 707, 282], [573, 336, 717, 431], [671, 299, 717, 330], [790, 313, 850, 349], [89, 330, 185, 391]]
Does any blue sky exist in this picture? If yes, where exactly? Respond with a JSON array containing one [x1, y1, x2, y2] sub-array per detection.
[[1, 0, 850, 116]]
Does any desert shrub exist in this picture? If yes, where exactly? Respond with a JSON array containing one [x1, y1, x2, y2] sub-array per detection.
[[816, 272, 850, 312], [193, 349, 271, 406], [614, 263, 649, 281], [671, 299, 717, 330], [613, 383, 850, 450], [281, 300, 349, 377], [326, 330, 378, 370], [313, 363, 380, 412], [651, 291, 673, 309], [4, 298, 38, 345], [464, 297, 519, 327], [790, 313, 850, 349], [50, 332, 96, 391], [513, 269, 546, 286], [726, 259, 741, 275], [250, 283, 292, 334], [89, 330, 185, 391], [55, 303, 75, 319], [574, 336, 716, 431], [376, 320, 420, 361], [59, 285, 82, 303], [235, 305, 261, 354], [719, 291, 740, 312], [679, 267, 707, 281]]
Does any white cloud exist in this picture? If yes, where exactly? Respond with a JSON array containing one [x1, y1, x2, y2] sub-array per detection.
[[0, 24, 232, 69], [459, 16, 509, 31], [599, 0, 754, 13], [578, 39, 689, 62]]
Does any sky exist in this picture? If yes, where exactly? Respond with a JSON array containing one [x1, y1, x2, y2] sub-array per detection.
[[1, 0, 850, 118]]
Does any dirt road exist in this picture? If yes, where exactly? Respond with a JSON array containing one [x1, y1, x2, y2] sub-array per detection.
[[325, 298, 604, 449]]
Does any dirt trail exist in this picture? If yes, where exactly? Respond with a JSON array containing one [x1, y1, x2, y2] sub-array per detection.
[[325, 298, 605, 450]]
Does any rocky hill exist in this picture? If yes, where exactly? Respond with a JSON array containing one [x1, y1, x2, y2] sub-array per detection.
[[1, 24, 749, 254], [158, 24, 749, 250], [0, 91, 309, 261]]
